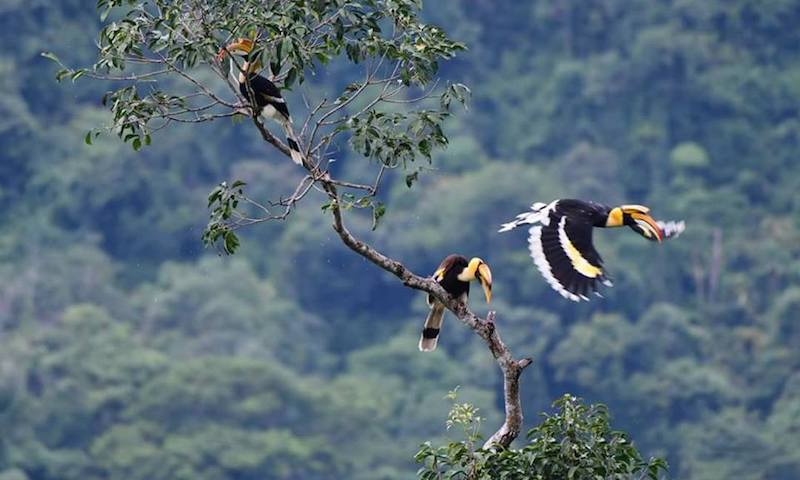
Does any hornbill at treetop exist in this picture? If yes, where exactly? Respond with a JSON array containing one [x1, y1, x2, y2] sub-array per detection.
[[420, 255, 492, 352], [216, 38, 304, 165], [499, 199, 684, 301]]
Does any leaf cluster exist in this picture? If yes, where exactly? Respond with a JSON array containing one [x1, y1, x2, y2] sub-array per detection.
[[203, 180, 246, 254], [46, 0, 466, 161], [416, 395, 667, 480]]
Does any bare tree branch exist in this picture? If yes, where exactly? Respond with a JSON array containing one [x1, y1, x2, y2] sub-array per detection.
[[318, 180, 532, 449], [78, 0, 495, 449], [201, 27, 526, 446], [251, 116, 294, 160]]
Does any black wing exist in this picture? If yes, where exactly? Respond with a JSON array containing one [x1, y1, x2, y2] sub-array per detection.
[[528, 213, 611, 301], [564, 218, 604, 270], [240, 74, 291, 120]]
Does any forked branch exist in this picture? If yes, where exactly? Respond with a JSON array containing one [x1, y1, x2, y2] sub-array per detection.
[[319, 181, 532, 449]]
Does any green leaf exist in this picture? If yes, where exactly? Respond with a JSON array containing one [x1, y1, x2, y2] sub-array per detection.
[[284, 67, 297, 88], [40, 51, 61, 63], [371, 202, 386, 231], [568, 465, 578, 479], [207, 186, 223, 207], [418, 139, 431, 158], [85, 131, 93, 145], [71, 69, 86, 81], [223, 230, 240, 255], [55, 69, 71, 82], [100, 5, 113, 22], [405, 171, 419, 188]]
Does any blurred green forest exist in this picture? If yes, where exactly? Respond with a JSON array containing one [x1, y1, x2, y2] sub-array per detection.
[[2, 1, 800, 479]]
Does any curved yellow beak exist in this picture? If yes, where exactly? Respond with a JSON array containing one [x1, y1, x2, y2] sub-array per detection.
[[631, 212, 663, 242], [477, 263, 492, 304], [216, 38, 254, 62]]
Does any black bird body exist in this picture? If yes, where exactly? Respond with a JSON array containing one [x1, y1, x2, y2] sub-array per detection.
[[239, 73, 291, 120], [419, 255, 492, 351], [433, 254, 472, 300], [544, 199, 611, 227], [499, 198, 684, 301], [218, 38, 304, 164]]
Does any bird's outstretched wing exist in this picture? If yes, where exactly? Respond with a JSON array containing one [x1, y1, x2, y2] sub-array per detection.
[[528, 214, 611, 301]]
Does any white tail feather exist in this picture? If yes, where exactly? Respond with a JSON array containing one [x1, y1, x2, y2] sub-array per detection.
[[498, 201, 555, 232], [419, 303, 445, 352], [282, 122, 304, 165], [658, 220, 686, 239]]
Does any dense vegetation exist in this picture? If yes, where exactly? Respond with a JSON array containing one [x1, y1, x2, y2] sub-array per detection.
[[2, 0, 800, 479]]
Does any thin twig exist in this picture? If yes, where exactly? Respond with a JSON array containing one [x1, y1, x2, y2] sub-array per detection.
[[301, 97, 327, 140], [157, 52, 239, 108], [81, 68, 171, 81]]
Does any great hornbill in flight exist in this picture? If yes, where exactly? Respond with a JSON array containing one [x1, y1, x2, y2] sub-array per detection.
[[499, 199, 684, 301], [216, 38, 304, 165], [420, 255, 492, 352]]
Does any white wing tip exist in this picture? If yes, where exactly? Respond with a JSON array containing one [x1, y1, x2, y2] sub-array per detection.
[[498, 222, 517, 233], [527, 225, 589, 302], [658, 220, 686, 239]]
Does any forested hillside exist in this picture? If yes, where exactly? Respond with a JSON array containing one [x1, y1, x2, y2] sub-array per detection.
[[2, 1, 800, 479]]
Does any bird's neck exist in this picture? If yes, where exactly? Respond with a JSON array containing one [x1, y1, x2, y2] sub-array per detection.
[[457, 260, 479, 282], [230, 58, 261, 84]]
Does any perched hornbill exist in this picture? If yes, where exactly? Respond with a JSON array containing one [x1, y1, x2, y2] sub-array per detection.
[[499, 199, 684, 301], [420, 255, 492, 352], [216, 38, 304, 165]]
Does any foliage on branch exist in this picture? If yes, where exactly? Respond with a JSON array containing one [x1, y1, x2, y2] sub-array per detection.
[[416, 394, 667, 480], [45, 0, 467, 163], [44, 0, 469, 243], [203, 180, 246, 254]]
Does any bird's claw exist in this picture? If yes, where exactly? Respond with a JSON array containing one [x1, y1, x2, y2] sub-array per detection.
[[484, 310, 496, 333]]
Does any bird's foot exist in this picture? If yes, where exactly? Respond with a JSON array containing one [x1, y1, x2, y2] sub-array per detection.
[[484, 311, 496, 333]]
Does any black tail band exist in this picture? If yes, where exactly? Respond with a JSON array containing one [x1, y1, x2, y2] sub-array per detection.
[[422, 328, 440, 339]]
